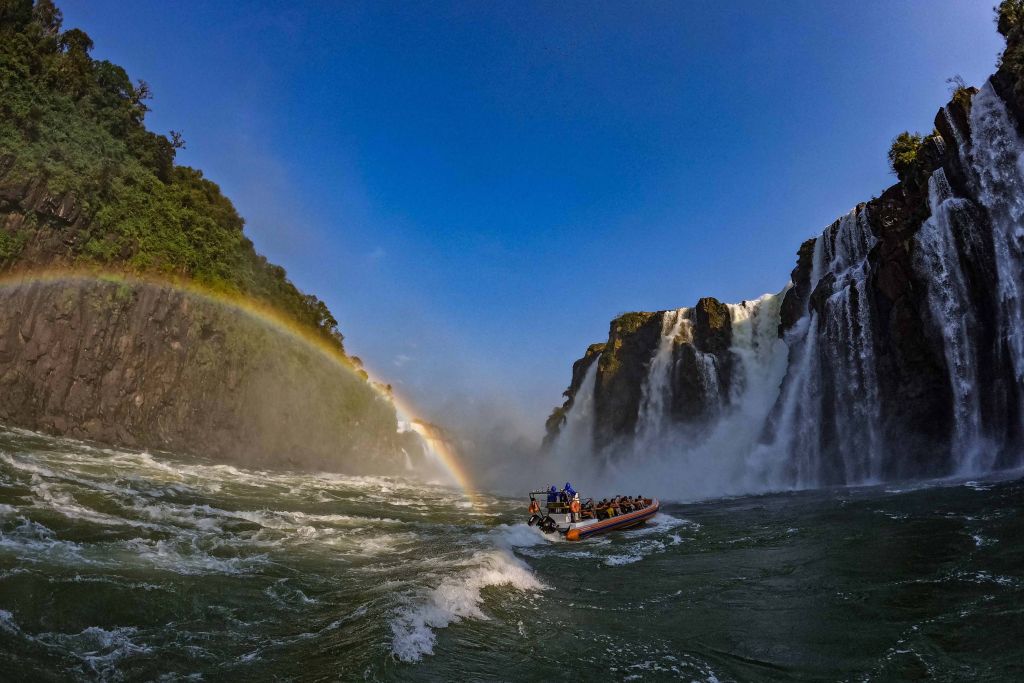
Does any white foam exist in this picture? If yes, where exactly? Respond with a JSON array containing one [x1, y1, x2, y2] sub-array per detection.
[[390, 549, 544, 662], [483, 523, 554, 549]]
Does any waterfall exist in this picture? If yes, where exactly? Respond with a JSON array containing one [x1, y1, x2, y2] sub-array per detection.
[[964, 83, 1024, 420], [556, 82, 1024, 497], [636, 308, 688, 440], [552, 357, 600, 459], [754, 208, 882, 486], [696, 353, 721, 413], [913, 168, 988, 472], [602, 291, 790, 498], [725, 293, 791, 449]]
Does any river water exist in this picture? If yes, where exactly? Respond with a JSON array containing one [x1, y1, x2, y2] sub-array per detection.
[[0, 427, 1021, 681]]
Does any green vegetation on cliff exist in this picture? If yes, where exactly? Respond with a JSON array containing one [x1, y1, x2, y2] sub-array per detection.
[[886, 132, 923, 183], [0, 0, 348, 354]]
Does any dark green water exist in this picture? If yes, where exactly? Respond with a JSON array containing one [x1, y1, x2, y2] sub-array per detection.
[[0, 427, 1021, 681]]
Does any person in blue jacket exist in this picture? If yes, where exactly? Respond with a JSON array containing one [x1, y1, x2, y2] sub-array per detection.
[[563, 482, 576, 499], [546, 485, 558, 504]]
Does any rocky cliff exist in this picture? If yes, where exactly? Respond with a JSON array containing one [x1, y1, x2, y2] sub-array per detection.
[[0, 1, 421, 473], [545, 2, 1024, 486], [0, 277, 420, 473]]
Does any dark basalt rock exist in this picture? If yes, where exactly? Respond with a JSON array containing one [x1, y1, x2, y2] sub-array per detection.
[[669, 343, 723, 423], [808, 272, 835, 319], [779, 238, 817, 336], [0, 279, 417, 474], [594, 312, 662, 449], [0, 169, 93, 269], [693, 297, 731, 354]]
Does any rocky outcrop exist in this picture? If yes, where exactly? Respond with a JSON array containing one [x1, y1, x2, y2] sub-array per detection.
[[594, 312, 662, 446], [0, 278, 420, 474], [0, 158, 92, 269], [545, 4, 1024, 483], [779, 238, 816, 335], [547, 298, 738, 450]]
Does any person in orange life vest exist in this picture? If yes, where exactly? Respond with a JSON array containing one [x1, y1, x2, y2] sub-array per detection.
[[528, 498, 542, 526], [569, 494, 581, 522]]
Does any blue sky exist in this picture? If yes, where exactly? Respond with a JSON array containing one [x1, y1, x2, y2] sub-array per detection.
[[60, 1, 1004, 433]]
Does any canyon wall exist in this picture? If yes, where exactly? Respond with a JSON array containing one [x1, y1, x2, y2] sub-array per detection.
[[545, 10, 1024, 489], [0, 278, 421, 474]]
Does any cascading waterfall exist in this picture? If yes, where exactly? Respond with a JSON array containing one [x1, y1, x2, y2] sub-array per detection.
[[552, 81, 1024, 496], [601, 291, 790, 498], [755, 208, 883, 486], [822, 209, 884, 482], [635, 308, 688, 440], [964, 83, 1024, 415], [551, 358, 600, 460], [913, 168, 988, 472], [695, 352, 721, 413]]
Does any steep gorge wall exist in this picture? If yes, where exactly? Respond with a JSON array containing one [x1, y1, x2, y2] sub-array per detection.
[[0, 278, 419, 474], [545, 9, 1024, 486]]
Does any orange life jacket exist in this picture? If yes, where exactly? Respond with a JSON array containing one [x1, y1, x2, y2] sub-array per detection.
[[570, 499, 581, 513], [528, 500, 540, 514]]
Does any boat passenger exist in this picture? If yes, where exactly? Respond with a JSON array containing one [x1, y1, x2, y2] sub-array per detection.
[[610, 497, 621, 516], [569, 494, 581, 522], [546, 485, 558, 504]]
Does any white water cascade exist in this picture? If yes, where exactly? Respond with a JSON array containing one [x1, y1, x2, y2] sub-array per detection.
[[964, 83, 1024, 421], [601, 291, 790, 498], [635, 308, 689, 441], [550, 358, 600, 462], [752, 208, 883, 486], [549, 81, 1024, 498], [914, 168, 988, 472]]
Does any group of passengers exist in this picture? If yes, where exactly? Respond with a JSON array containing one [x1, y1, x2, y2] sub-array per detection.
[[545, 482, 576, 513], [538, 483, 651, 522], [593, 495, 651, 519]]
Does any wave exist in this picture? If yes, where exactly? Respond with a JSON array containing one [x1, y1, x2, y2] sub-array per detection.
[[389, 549, 545, 662]]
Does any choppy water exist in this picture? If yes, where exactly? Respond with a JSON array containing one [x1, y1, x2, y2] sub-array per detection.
[[0, 428, 1022, 681]]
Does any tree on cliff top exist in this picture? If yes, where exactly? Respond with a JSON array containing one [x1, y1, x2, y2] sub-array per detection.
[[887, 132, 923, 183], [0, 0, 348, 354]]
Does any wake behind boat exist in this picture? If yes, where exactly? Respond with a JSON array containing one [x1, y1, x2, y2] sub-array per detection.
[[527, 484, 659, 541]]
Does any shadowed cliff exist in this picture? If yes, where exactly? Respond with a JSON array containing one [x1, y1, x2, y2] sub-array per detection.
[[0, 1, 420, 472]]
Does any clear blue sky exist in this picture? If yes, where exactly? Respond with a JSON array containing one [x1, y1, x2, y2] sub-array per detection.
[[61, 1, 1003, 434]]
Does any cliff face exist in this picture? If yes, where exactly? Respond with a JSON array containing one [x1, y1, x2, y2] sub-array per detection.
[[545, 298, 737, 452], [545, 4, 1024, 485], [0, 2, 428, 473], [0, 278, 419, 473]]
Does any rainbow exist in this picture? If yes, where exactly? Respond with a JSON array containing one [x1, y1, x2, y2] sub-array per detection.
[[0, 267, 478, 500]]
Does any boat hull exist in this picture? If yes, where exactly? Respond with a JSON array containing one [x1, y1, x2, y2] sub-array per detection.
[[564, 500, 659, 541]]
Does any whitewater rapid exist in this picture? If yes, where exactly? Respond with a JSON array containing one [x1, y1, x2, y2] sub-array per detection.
[[0, 427, 694, 678]]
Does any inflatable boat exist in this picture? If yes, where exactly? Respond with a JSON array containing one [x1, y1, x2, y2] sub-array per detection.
[[527, 490, 659, 541]]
